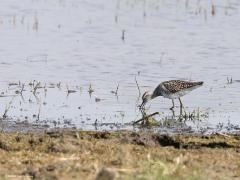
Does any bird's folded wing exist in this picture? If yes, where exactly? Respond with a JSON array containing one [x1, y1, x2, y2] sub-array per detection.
[[162, 80, 201, 93]]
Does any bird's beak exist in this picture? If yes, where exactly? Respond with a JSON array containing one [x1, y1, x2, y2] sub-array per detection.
[[139, 100, 145, 110]]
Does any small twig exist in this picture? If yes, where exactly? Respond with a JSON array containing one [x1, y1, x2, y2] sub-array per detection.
[[111, 83, 119, 95], [66, 85, 77, 94], [33, 82, 41, 94], [2, 97, 15, 119], [33, 93, 40, 103], [133, 112, 159, 125], [37, 99, 41, 121], [57, 82, 61, 89], [20, 84, 25, 95], [115, 83, 119, 94], [121, 29, 125, 41], [44, 83, 47, 97], [19, 84, 25, 102], [8, 82, 19, 86], [215, 132, 231, 138], [135, 75, 141, 97]]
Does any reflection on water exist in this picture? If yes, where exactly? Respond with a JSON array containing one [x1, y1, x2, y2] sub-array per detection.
[[0, 0, 240, 133]]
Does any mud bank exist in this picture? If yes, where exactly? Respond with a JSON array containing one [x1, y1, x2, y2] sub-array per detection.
[[0, 130, 240, 179]]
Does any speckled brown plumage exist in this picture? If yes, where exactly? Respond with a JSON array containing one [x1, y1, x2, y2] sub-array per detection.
[[162, 80, 203, 93], [140, 79, 203, 110]]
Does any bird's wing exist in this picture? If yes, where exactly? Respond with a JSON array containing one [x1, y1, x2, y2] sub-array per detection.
[[162, 80, 203, 93]]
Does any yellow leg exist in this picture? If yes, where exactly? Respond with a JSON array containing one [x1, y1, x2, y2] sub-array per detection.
[[179, 98, 186, 115], [170, 99, 175, 110]]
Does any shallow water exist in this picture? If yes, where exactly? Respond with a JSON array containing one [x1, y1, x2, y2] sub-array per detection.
[[0, 0, 240, 133]]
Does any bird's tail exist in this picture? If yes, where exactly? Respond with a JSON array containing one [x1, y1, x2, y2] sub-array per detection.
[[188, 81, 203, 91], [196, 81, 204, 86]]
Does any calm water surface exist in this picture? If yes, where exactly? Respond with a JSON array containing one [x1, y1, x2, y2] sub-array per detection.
[[0, 0, 240, 133]]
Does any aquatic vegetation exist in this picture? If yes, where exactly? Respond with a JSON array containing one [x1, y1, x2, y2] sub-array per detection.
[[0, 0, 238, 133], [0, 79, 233, 133], [33, 82, 41, 95], [227, 77, 233, 84], [2, 98, 14, 119], [88, 84, 94, 95], [110, 83, 119, 96]]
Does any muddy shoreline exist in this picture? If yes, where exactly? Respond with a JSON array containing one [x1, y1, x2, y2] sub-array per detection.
[[0, 130, 240, 179]]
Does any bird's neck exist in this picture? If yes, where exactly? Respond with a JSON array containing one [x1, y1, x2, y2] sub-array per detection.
[[151, 90, 162, 99], [150, 92, 156, 99]]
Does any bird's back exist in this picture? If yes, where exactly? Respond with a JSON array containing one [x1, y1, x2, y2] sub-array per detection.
[[162, 80, 203, 93], [152, 80, 203, 99]]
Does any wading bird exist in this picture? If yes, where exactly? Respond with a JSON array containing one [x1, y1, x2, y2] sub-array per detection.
[[140, 80, 203, 111]]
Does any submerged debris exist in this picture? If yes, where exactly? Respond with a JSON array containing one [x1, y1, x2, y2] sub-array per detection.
[[95, 97, 101, 102]]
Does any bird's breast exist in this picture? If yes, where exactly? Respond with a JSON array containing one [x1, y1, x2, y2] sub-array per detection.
[[162, 89, 191, 99]]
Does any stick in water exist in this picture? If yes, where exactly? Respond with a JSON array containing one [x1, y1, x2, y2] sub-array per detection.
[[133, 112, 159, 125], [135, 75, 141, 98]]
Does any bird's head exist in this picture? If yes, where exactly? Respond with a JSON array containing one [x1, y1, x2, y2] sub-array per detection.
[[139, 91, 152, 109]]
